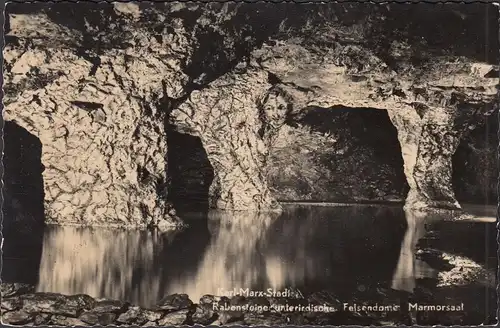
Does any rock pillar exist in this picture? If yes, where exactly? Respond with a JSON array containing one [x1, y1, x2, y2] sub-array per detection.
[[388, 106, 463, 210], [3, 48, 186, 230], [171, 70, 288, 211]]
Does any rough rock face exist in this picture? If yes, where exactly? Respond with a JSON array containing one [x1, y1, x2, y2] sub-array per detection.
[[252, 36, 497, 210], [3, 2, 498, 228], [244, 4, 497, 209], [3, 5, 191, 229], [387, 108, 460, 209], [171, 70, 287, 211], [166, 109, 496, 205]]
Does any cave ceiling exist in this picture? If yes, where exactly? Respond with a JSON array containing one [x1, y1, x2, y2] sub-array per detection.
[[4, 2, 498, 116]]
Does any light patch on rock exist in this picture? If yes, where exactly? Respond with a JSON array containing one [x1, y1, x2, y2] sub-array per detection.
[[7, 13, 82, 45], [171, 70, 285, 211], [113, 2, 141, 19], [470, 63, 497, 78], [437, 252, 496, 288]]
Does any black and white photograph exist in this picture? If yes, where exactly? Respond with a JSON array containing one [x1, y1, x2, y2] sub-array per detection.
[[1, 1, 498, 326]]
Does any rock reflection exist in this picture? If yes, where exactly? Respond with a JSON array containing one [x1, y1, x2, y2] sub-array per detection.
[[166, 211, 279, 300], [36, 226, 182, 306], [37, 205, 412, 307], [391, 210, 438, 293], [167, 206, 407, 300], [263, 205, 407, 296]]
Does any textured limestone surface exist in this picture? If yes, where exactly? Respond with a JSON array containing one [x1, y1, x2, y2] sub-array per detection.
[[171, 70, 288, 211], [4, 6, 191, 229], [3, 2, 498, 228], [250, 28, 497, 209]]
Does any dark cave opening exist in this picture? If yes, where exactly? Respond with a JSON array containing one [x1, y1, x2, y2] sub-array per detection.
[[268, 106, 410, 202], [2, 120, 45, 284], [452, 113, 498, 205], [166, 129, 214, 212]]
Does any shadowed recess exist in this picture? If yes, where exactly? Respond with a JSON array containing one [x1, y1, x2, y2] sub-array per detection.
[[452, 112, 498, 205], [268, 106, 409, 202], [166, 129, 214, 211], [2, 121, 45, 284]]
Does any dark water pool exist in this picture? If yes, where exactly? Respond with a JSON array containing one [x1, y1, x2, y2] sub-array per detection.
[[2, 204, 497, 323]]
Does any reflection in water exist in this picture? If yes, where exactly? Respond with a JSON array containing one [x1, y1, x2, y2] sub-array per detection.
[[37, 227, 181, 306], [33, 205, 491, 307], [166, 211, 279, 298], [262, 205, 407, 296], [391, 210, 438, 293], [35, 206, 408, 306]]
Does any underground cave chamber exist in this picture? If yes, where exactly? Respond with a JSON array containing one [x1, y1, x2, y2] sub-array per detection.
[[165, 104, 497, 208]]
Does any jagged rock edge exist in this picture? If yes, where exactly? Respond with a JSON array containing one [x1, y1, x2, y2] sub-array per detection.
[[496, 3, 500, 327], [3, 0, 499, 4], [1, 0, 7, 295]]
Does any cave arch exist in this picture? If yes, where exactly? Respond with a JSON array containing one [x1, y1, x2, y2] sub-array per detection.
[[266, 106, 410, 203], [4, 2, 496, 219]]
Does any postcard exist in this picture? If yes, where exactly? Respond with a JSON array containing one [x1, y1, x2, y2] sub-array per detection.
[[1, 1, 498, 326]]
